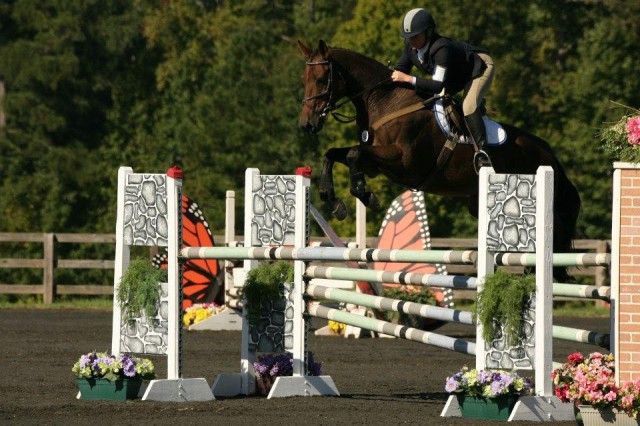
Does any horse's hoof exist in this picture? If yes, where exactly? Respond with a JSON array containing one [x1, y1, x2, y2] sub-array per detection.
[[368, 193, 381, 211], [332, 200, 348, 220]]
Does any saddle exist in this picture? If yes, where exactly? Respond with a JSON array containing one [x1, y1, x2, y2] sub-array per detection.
[[432, 97, 506, 147], [370, 95, 506, 169]]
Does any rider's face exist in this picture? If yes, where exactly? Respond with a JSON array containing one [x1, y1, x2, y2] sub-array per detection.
[[409, 32, 427, 50]]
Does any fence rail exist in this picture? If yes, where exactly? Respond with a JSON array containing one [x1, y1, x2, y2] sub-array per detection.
[[0, 233, 610, 304]]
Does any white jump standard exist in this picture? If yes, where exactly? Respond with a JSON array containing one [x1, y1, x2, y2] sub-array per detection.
[[111, 166, 214, 402]]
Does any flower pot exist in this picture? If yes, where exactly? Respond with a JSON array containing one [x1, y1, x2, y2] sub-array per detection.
[[456, 394, 519, 420], [255, 375, 276, 397], [578, 405, 640, 426], [76, 378, 142, 401]]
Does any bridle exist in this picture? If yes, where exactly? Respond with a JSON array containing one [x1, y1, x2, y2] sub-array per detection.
[[302, 57, 392, 124], [301, 58, 338, 121]]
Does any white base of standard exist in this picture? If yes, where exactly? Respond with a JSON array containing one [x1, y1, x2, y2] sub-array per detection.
[[267, 376, 340, 399], [142, 378, 215, 401], [508, 396, 576, 422], [211, 373, 246, 397]]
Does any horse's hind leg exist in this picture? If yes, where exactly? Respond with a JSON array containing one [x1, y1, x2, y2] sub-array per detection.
[[320, 147, 351, 220]]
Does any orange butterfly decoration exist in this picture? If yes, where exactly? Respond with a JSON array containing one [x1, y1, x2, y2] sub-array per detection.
[[374, 190, 452, 330], [153, 195, 223, 311]]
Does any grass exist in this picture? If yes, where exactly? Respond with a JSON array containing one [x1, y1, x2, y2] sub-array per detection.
[[0, 296, 113, 311]]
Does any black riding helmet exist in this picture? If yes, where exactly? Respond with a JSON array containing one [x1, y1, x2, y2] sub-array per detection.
[[400, 8, 435, 39]]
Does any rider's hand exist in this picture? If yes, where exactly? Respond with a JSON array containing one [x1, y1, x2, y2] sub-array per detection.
[[391, 70, 412, 84]]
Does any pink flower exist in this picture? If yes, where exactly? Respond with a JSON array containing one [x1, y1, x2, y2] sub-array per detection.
[[568, 352, 584, 364], [627, 116, 640, 145]]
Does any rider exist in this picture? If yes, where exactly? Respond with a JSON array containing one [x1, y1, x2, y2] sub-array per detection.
[[391, 8, 494, 171]]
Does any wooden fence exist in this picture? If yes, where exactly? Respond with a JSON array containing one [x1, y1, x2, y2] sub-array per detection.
[[0, 233, 610, 304]]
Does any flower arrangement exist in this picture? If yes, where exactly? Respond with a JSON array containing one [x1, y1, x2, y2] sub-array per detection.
[[72, 351, 155, 382], [253, 352, 322, 396], [552, 352, 640, 419], [599, 103, 640, 163], [183, 302, 222, 327], [328, 320, 346, 335], [445, 366, 532, 398]]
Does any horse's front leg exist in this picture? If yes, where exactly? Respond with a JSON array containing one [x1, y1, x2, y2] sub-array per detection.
[[320, 147, 351, 220], [346, 144, 404, 211]]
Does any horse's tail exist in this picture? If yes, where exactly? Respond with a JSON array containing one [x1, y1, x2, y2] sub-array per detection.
[[554, 162, 581, 248], [552, 161, 581, 282]]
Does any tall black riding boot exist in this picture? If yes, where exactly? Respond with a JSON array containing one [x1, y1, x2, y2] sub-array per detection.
[[465, 110, 493, 173]]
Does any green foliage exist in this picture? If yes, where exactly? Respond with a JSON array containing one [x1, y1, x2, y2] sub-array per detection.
[[243, 261, 293, 325], [116, 259, 166, 322], [475, 269, 536, 346], [382, 286, 436, 328], [0, 0, 639, 248]]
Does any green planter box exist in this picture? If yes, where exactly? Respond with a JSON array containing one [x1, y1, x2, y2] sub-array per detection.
[[76, 378, 142, 401], [456, 394, 519, 420]]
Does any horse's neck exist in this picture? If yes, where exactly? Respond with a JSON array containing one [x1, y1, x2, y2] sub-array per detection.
[[332, 49, 424, 128], [366, 88, 419, 122]]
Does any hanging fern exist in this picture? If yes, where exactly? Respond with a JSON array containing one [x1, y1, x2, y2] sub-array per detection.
[[474, 269, 536, 346], [116, 259, 166, 323], [243, 261, 294, 325]]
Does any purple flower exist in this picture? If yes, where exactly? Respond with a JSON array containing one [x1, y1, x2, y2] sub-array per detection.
[[478, 371, 491, 384], [79, 355, 90, 368], [445, 377, 459, 392], [122, 358, 136, 377], [491, 381, 505, 395]]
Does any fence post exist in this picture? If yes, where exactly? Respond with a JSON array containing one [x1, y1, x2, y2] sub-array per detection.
[[595, 240, 609, 308], [43, 233, 55, 304]]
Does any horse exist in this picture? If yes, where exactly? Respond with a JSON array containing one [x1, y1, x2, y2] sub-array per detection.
[[297, 40, 581, 282]]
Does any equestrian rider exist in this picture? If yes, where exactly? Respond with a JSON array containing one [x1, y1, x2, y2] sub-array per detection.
[[391, 8, 494, 171]]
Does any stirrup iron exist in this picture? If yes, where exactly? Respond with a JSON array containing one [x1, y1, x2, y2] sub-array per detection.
[[473, 150, 492, 174]]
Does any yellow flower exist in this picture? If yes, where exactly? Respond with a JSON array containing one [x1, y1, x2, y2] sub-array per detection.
[[328, 320, 345, 335], [194, 309, 212, 324]]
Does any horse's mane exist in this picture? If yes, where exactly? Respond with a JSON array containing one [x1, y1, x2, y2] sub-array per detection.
[[328, 47, 390, 81], [327, 46, 421, 110]]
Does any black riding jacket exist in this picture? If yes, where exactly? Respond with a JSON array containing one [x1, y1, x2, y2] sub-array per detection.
[[395, 33, 488, 97]]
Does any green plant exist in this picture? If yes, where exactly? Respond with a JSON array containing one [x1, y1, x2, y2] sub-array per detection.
[[382, 286, 436, 328], [474, 269, 536, 346], [116, 259, 166, 323], [243, 261, 293, 325], [599, 102, 640, 163]]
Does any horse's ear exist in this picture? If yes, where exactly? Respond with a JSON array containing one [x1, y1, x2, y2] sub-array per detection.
[[318, 39, 330, 58], [297, 40, 312, 59]]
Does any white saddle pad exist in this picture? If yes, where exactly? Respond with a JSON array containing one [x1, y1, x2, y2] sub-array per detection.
[[434, 99, 507, 146]]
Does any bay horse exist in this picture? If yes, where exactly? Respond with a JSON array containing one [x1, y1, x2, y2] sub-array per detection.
[[297, 40, 581, 282]]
